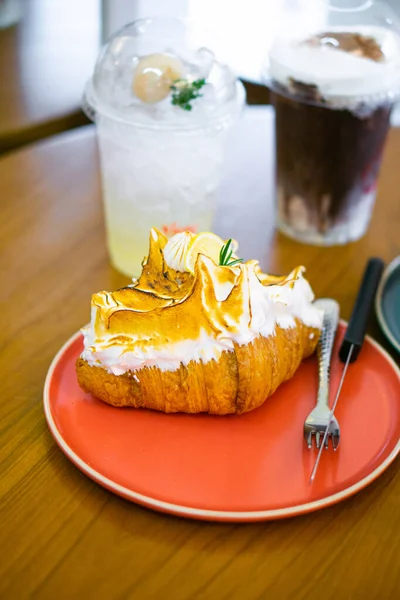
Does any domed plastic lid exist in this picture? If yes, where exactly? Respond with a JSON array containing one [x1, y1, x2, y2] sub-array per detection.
[[83, 17, 245, 129], [262, 0, 400, 113]]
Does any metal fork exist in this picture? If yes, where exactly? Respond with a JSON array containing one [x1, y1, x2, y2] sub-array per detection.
[[304, 298, 340, 450]]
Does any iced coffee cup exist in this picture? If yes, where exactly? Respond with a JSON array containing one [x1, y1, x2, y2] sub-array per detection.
[[262, 1, 400, 246], [83, 17, 245, 277]]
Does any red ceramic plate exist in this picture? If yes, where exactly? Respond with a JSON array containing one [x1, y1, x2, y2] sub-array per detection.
[[44, 323, 400, 522]]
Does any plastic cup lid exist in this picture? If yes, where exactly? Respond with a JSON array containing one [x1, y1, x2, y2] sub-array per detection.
[[261, 0, 400, 111], [83, 16, 245, 130]]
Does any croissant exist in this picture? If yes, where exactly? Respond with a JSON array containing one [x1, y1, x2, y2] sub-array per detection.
[[76, 229, 322, 414]]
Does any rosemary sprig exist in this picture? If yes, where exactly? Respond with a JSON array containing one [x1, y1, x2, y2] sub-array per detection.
[[219, 239, 243, 267], [170, 78, 206, 111]]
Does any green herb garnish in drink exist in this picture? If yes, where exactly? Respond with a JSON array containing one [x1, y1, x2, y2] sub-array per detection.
[[170, 78, 206, 111]]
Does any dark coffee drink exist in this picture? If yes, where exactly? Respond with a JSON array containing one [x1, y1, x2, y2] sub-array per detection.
[[264, 23, 400, 245], [273, 86, 392, 243]]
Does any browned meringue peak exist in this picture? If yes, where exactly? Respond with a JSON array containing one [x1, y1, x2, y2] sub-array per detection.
[[254, 263, 304, 289], [92, 288, 174, 317], [133, 228, 194, 301]]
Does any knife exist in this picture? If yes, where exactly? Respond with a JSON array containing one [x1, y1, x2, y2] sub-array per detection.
[[310, 258, 385, 483], [339, 258, 385, 363]]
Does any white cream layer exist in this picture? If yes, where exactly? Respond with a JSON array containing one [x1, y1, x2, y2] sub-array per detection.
[[163, 231, 194, 272], [267, 25, 400, 102], [81, 263, 323, 376]]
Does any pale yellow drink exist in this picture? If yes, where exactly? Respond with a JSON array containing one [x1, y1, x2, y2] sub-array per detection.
[[97, 115, 227, 277]]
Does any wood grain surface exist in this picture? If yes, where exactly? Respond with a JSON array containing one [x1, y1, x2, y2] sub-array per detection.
[[0, 124, 399, 599], [0, 0, 98, 154]]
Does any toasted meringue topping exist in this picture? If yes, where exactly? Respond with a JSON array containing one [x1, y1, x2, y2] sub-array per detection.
[[81, 229, 323, 375]]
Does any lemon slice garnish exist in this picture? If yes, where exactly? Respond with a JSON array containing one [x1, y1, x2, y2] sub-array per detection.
[[184, 232, 226, 274]]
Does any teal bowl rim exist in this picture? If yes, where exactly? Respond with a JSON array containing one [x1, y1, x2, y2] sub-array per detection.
[[375, 255, 400, 354]]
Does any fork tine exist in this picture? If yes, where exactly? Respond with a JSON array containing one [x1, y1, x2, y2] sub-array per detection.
[[332, 433, 340, 450], [306, 432, 313, 448], [315, 432, 321, 449], [324, 434, 330, 449]]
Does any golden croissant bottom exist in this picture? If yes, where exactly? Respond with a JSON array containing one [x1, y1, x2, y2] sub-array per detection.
[[76, 320, 319, 415]]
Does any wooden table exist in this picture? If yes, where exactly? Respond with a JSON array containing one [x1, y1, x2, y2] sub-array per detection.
[[1, 121, 399, 599], [0, 0, 99, 154]]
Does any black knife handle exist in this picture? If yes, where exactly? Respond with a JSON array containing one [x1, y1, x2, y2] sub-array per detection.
[[339, 258, 384, 363]]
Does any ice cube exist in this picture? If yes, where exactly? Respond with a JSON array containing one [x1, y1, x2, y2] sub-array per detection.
[[188, 47, 215, 80]]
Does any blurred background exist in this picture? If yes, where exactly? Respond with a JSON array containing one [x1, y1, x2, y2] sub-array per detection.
[[2, 0, 399, 155]]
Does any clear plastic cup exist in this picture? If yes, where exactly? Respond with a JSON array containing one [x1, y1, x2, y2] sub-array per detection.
[[83, 17, 245, 277], [262, 0, 400, 246]]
